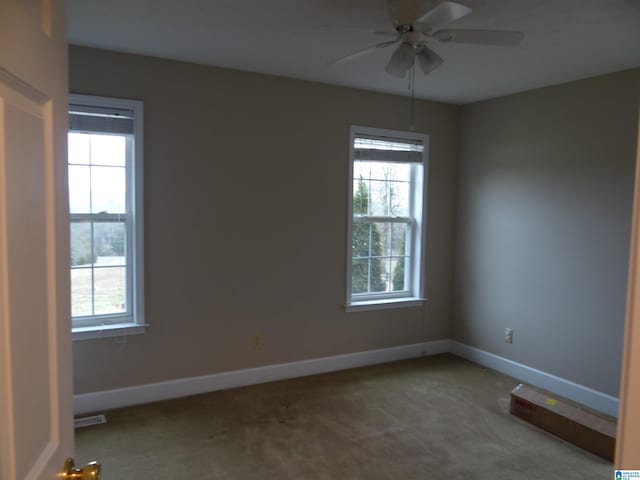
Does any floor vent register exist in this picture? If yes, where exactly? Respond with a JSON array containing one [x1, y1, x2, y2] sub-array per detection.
[[74, 414, 107, 429]]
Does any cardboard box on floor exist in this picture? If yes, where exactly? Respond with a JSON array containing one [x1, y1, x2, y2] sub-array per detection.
[[510, 384, 616, 461]]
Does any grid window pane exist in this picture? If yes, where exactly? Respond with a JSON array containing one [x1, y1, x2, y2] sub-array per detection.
[[391, 257, 407, 291], [90, 134, 126, 166], [391, 223, 407, 257], [351, 259, 369, 294], [91, 166, 126, 213], [70, 221, 94, 267], [373, 222, 390, 257], [356, 161, 412, 182], [352, 221, 394, 294], [68, 132, 130, 318], [94, 222, 126, 266], [68, 165, 91, 214], [389, 163, 411, 182], [353, 179, 369, 216], [357, 162, 389, 181], [70, 222, 129, 318], [369, 180, 390, 216], [369, 222, 388, 292], [354, 163, 412, 217], [370, 256, 388, 292], [68, 132, 90, 165], [353, 162, 368, 181], [71, 268, 92, 317], [389, 181, 410, 216], [351, 172, 414, 295], [352, 223, 371, 258], [94, 267, 126, 315]]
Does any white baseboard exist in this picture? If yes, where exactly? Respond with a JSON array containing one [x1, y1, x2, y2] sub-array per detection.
[[74, 339, 451, 415], [74, 339, 619, 418], [450, 341, 619, 417]]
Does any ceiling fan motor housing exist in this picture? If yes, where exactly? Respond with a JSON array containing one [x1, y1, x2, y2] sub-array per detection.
[[396, 24, 414, 34]]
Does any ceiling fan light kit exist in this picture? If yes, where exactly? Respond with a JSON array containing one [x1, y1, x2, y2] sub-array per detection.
[[331, 0, 524, 79], [416, 46, 443, 75], [386, 42, 417, 77]]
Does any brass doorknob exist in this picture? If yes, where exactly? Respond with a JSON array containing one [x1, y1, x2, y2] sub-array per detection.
[[61, 458, 101, 479]]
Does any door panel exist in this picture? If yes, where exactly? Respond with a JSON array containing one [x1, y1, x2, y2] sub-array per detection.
[[2, 92, 51, 479], [0, 1, 72, 479]]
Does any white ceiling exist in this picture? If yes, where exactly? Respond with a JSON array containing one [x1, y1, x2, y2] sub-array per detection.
[[67, 0, 640, 105]]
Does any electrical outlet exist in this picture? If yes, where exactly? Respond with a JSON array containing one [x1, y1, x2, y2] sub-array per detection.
[[253, 334, 262, 350], [505, 328, 513, 344]]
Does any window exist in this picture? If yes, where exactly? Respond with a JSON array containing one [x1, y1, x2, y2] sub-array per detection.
[[346, 126, 427, 310], [68, 94, 145, 339]]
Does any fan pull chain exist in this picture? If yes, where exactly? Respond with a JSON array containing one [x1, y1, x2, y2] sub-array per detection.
[[409, 63, 416, 131]]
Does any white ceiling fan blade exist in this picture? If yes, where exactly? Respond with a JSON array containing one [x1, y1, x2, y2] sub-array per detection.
[[317, 24, 397, 37], [416, 1, 472, 30], [385, 42, 416, 78], [434, 29, 524, 46], [416, 46, 443, 75], [330, 38, 400, 65]]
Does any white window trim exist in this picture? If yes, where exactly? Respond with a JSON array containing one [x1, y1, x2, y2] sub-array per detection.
[[345, 125, 429, 311], [69, 93, 146, 340]]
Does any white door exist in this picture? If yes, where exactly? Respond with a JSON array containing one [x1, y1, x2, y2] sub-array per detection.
[[0, 1, 74, 479], [616, 113, 640, 468]]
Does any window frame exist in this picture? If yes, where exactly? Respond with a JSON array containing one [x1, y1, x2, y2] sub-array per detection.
[[345, 125, 428, 311], [68, 93, 146, 340]]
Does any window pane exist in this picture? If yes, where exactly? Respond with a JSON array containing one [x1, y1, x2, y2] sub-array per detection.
[[367, 178, 411, 217], [391, 257, 407, 291], [68, 165, 91, 213], [71, 268, 92, 317], [94, 222, 126, 266], [371, 221, 388, 288], [68, 132, 90, 165], [373, 222, 391, 258], [94, 267, 126, 315], [353, 162, 368, 181], [389, 181, 410, 217], [91, 166, 126, 213], [351, 259, 369, 294], [369, 180, 389, 216], [387, 163, 412, 182], [370, 255, 387, 292], [364, 162, 388, 181], [364, 162, 411, 181], [352, 223, 371, 258], [391, 223, 407, 257], [352, 179, 369, 216], [372, 221, 391, 292], [90, 134, 126, 166], [70, 221, 94, 266]]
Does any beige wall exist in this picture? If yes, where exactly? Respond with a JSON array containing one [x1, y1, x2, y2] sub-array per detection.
[[69, 46, 459, 394], [454, 68, 640, 397]]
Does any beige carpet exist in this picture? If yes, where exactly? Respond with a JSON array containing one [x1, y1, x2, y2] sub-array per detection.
[[75, 354, 612, 479]]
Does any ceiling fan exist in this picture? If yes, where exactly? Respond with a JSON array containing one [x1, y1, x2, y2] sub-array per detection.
[[331, 0, 524, 78]]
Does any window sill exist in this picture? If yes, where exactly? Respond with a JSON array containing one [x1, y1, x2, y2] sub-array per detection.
[[345, 297, 426, 312], [72, 322, 148, 341]]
